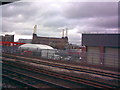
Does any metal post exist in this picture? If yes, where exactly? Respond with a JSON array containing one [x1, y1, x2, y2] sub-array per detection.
[[114, 55, 115, 69], [92, 53, 93, 65]]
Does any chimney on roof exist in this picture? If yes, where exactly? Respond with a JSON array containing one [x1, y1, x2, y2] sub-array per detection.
[[65, 28, 68, 37], [33, 25, 37, 34]]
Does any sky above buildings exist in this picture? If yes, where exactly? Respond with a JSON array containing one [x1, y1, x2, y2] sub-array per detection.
[[0, 0, 119, 45]]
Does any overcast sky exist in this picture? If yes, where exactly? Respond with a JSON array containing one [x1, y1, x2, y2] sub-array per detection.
[[0, 1, 118, 45]]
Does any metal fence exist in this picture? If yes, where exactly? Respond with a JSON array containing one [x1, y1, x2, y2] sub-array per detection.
[[2, 46, 119, 69]]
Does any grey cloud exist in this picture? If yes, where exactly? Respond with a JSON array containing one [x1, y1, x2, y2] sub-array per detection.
[[68, 35, 81, 45], [40, 7, 60, 19], [2, 2, 40, 19], [62, 2, 118, 19], [76, 25, 117, 33], [2, 19, 33, 34], [2, 2, 63, 28], [1, 2, 118, 45], [92, 16, 118, 28], [2, 21, 15, 32], [15, 29, 32, 35], [67, 15, 118, 31], [42, 17, 68, 28]]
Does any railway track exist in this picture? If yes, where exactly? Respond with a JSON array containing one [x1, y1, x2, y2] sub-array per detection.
[[3, 53, 120, 80], [2, 58, 119, 89], [2, 62, 89, 88], [3, 67, 68, 89], [2, 76, 35, 88]]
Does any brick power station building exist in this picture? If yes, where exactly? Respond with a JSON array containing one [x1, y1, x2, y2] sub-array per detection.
[[32, 25, 69, 49]]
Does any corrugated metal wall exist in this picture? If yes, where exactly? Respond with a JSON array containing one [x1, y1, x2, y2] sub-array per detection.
[[82, 34, 119, 47], [104, 48, 119, 68], [87, 47, 100, 65]]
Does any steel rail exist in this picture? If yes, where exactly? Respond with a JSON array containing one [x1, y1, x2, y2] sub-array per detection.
[[3, 66, 71, 89], [3, 59, 118, 89], [2, 54, 120, 80]]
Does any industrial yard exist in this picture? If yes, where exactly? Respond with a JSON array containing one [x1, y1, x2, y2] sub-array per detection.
[[2, 53, 119, 88], [1, 26, 119, 89], [1, 44, 120, 89], [1, 1, 119, 89]]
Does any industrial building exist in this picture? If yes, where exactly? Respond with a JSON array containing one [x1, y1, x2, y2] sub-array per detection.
[[32, 25, 69, 49], [1, 34, 14, 42], [18, 39, 32, 43], [19, 44, 55, 58], [82, 33, 119, 68]]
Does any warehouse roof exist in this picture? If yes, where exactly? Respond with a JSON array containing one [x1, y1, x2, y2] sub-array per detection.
[[19, 44, 54, 50], [82, 34, 119, 47]]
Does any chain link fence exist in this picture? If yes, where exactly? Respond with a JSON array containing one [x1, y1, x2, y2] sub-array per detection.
[[2, 46, 119, 69]]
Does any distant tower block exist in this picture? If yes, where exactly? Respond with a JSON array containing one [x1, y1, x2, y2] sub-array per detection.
[[33, 25, 37, 34]]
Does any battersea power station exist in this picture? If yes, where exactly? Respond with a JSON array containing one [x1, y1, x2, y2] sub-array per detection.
[[32, 25, 69, 49]]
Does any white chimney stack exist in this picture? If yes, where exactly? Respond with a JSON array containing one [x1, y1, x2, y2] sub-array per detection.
[[66, 28, 68, 37], [62, 29, 65, 37], [33, 25, 37, 34]]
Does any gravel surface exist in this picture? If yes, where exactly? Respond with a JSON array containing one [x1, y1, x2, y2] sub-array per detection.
[[2, 77, 30, 89]]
